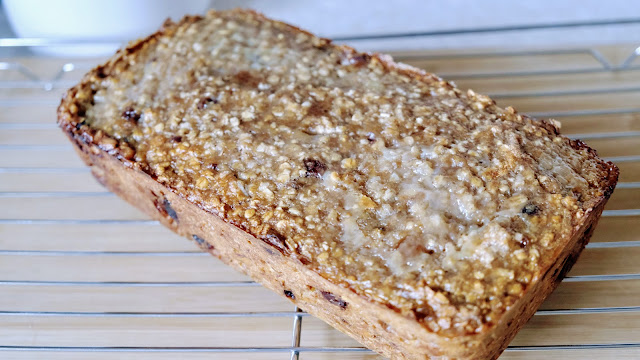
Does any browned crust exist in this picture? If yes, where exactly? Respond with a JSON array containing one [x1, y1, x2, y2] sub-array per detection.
[[58, 115, 614, 360], [57, 8, 619, 360], [57, 8, 619, 199]]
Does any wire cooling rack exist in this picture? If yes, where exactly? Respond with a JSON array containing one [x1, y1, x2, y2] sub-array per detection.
[[1, 29, 640, 360]]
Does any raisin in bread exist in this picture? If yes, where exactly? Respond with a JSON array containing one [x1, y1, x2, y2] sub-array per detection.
[[58, 9, 618, 360]]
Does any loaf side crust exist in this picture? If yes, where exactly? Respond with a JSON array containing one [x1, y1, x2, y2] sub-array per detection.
[[57, 8, 619, 359]]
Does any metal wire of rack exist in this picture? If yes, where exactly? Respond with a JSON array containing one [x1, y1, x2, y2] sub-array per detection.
[[1, 23, 640, 360]]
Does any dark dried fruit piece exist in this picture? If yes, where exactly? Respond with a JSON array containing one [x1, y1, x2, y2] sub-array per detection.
[[259, 230, 289, 255], [121, 107, 140, 123], [192, 234, 214, 250], [192, 234, 206, 246], [304, 158, 326, 178], [75, 119, 87, 130], [366, 132, 376, 143], [517, 237, 530, 248], [321, 291, 348, 309], [284, 290, 295, 300], [95, 67, 107, 79], [348, 53, 371, 67], [522, 204, 540, 215], [162, 199, 178, 221], [152, 192, 179, 224], [197, 96, 218, 110]]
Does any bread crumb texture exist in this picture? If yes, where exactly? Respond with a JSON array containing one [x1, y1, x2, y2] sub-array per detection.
[[68, 9, 614, 336]]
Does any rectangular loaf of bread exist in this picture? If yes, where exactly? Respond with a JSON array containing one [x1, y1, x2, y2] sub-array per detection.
[[57, 9, 618, 359]]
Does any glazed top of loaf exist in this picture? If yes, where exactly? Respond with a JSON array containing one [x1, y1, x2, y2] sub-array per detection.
[[60, 9, 618, 337]]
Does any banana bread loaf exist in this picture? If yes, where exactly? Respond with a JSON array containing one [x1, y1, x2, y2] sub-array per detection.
[[57, 9, 618, 359]]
